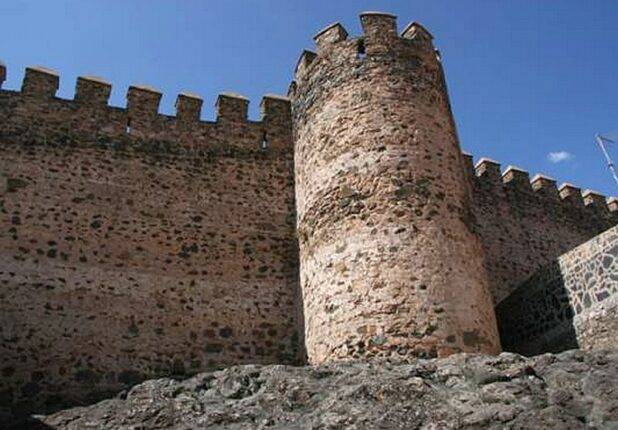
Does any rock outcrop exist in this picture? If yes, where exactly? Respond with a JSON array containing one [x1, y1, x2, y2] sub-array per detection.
[[16, 349, 617, 429]]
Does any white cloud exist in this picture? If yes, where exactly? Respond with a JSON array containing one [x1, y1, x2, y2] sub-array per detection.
[[547, 151, 574, 163]]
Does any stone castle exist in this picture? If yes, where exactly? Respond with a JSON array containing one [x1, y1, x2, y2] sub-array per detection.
[[1, 12, 616, 416]]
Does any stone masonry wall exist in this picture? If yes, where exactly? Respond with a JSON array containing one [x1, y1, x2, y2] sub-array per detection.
[[0, 17, 617, 416], [0, 66, 301, 414], [463, 156, 617, 304], [290, 15, 500, 364], [496, 225, 617, 356]]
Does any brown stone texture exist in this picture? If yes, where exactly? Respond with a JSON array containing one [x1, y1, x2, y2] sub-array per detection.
[[496, 225, 617, 356], [464, 158, 617, 304], [0, 69, 301, 413], [290, 14, 500, 364], [0, 11, 617, 418]]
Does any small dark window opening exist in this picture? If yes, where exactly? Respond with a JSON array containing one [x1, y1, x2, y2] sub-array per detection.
[[357, 40, 366, 60], [261, 132, 268, 150], [126, 118, 132, 134]]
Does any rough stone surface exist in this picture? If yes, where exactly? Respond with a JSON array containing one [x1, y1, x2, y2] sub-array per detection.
[[291, 17, 500, 363], [0, 11, 617, 416], [497, 225, 618, 355], [19, 349, 617, 429]]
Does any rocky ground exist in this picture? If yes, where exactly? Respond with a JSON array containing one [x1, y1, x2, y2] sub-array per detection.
[[17, 349, 618, 429]]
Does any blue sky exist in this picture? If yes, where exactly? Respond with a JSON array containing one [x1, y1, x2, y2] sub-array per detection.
[[1, 1, 618, 196]]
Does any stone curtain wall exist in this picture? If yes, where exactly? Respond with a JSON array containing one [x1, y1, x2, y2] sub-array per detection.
[[463, 156, 617, 304], [0, 67, 301, 414], [496, 225, 618, 356]]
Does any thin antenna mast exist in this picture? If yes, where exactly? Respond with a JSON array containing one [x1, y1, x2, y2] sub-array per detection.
[[595, 134, 618, 189]]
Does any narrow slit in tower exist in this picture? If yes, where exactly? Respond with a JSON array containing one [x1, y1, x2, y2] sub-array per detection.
[[357, 40, 366, 60]]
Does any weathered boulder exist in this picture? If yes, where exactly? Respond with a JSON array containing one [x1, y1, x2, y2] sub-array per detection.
[[21, 349, 618, 429]]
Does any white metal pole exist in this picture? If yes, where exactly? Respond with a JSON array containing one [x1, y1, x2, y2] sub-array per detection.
[[595, 134, 618, 189]]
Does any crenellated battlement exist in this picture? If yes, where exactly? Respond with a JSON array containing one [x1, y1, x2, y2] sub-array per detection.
[[559, 183, 585, 207], [530, 174, 560, 199], [475, 158, 502, 180], [313, 23, 348, 52], [22, 66, 60, 97], [175, 91, 203, 123], [75, 75, 112, 106], [0, 60, 613, 211], [359, 12, 399, 50], [502, 165, 532, 190], [401, 21, 434, 45], [290, 12, 439, 96], [582, 189, 609, 211], [469, 155, 616, 214], [0, 61, 293, 156]]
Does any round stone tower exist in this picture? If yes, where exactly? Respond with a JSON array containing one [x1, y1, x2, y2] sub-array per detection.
[[289, 12, 501, 364]]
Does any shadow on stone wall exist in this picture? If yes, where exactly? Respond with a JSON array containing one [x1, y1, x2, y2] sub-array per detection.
[[1, 385, 121, 429], [496, 259, 579, 356], [1, 370, 190, 430], [496, 225, 617, 355]]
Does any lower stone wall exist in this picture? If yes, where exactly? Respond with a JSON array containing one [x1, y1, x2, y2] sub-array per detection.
[[496, 225, 617, 355], [0, 140, 301, 416]]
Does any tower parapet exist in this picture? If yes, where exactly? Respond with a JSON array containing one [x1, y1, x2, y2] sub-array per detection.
[[290, 13, 501, 363], [314, 23, 348, 52]]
